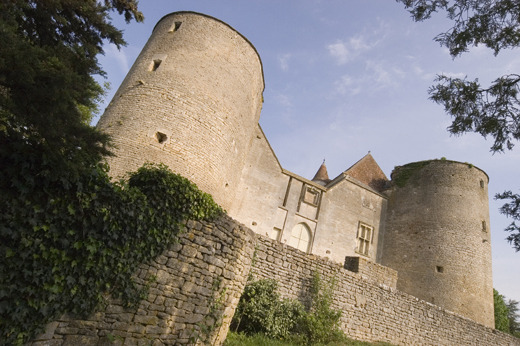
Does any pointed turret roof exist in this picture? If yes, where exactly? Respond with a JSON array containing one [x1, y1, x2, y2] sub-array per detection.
[[344, 152, 389, 192], [312, 160, 331, 186]]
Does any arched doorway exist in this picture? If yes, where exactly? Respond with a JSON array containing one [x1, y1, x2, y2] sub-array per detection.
[[288, 223, 312, 253]]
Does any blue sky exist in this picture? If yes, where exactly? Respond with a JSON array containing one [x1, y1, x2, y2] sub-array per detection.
[[95, 1, 520, 304]]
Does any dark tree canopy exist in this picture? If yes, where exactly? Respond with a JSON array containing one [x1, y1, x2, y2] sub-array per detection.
[[0, 1, 148, 343], [400, 0, 520, 57], [398, 0, 520, 251], [507, 299, 520, 336], [399, 0, 520, 153], [0, 0, 143, 167], [495, 289, 511, 333]]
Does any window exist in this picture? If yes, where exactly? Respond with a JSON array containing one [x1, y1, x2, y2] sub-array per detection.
[[169, 21, 182, 32], [303, 186, 320, 206], [288, 223, 311, 253], [356, 223, 373, 256], [155, 131, 167, 144], [482, 220, 487, 232], [150, 59, 162, 71]]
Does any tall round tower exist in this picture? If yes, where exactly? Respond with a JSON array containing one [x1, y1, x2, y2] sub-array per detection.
[[381, 160, 493, 327], [97, 12, 264, 211]]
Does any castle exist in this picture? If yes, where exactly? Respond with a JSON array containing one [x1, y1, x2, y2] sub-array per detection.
[[97, 11, 494, 329]]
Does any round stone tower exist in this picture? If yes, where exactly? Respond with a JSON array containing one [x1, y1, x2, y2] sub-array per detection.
[[97, 12, 264, 211], [381, 160, 494, 327]]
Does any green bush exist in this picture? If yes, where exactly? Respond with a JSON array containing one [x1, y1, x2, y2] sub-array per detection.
[[231, 273, 345, 344], [0, 133, 222, 346], [299, 273, 343, 344], [232, 279, 304, 339], [494, 289, 511, 333]]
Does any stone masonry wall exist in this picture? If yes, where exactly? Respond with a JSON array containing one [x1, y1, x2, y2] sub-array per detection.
[[30, 216, 256, 346], [252, 235, 519, 346], [31, 217, 519, 346], [344, 256, 397, 289], [96, 12, 264, 212]]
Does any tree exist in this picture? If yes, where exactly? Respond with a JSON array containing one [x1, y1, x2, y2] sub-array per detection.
[[507, 299, 520, 336], [0, 1, 146, 343], [494, 289, 511, 332], [397, 0, 520, 250], [0, 0, 143, 168]]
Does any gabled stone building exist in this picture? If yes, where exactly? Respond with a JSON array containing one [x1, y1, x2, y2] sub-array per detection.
[[97, 11, 494, 328]]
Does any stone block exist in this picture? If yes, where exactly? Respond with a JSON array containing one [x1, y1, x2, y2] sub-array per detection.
[[63, 335, 99, 345], [133, 315, 158, 325], [33, 321, 59, 341]]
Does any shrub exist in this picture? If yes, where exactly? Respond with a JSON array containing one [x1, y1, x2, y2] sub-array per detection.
[[298, 272, 344, 344], [231, 273, 345, 344], [232, 279, 304, 339]]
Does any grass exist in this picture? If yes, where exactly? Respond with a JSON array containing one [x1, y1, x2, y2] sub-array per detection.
[[224, 331, 394, 346]]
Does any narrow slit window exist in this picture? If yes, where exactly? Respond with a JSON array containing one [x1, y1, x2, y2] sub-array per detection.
[[482, 221, 487, 232], [151, 59, 162, 71], [155, 132, 167, 144], [169, 21, 182, 32]]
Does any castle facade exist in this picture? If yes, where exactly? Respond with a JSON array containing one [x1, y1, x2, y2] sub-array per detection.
[[97, 11, 494, 328]]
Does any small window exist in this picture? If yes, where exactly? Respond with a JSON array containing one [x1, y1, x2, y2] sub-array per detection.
[[155, 132, 167, 144], [436, 266, 444, 273], [169, 21, 182, 32], [150, 59, 162, 71], [482, 221, 487, 232], [303, 186, 320, 206], [480, 179, 485, 188], [356, 223, 373, 256]]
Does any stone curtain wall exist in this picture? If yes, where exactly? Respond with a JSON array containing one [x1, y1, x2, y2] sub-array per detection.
[[30, 216, 256, 346], [344, 256, 397, 289], [252, 236, 519, 346], [31, 217, 519, 345]]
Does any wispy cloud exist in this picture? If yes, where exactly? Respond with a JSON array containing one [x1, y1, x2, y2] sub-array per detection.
[[327, 40, 352, 65], [278, 53, 291, 71], [334, 75, 361, 96], [327, 19, 387, 66], [333, 60, 404, 96], [327, 34, 375, 65], [412, 65, 436, 81], [105, 44, 130, 74], [275, 93, 292, 108]]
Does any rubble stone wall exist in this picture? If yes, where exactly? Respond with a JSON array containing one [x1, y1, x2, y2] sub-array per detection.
[[30, 216, 256, 346], [30, 217, 519, 346]]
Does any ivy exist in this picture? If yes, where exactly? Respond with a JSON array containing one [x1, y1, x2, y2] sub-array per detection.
[[0, 131, 222, 345], [391, 161, 432, 187]]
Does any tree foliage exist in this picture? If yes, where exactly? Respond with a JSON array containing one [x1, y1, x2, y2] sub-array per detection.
[[0, 0, 143, 166], [398, 0, 520, 152], [494, 289, 511, 332], [506, 299, 520, 336], [398, 0, 520, 250], [0, 2, 221, 344]]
